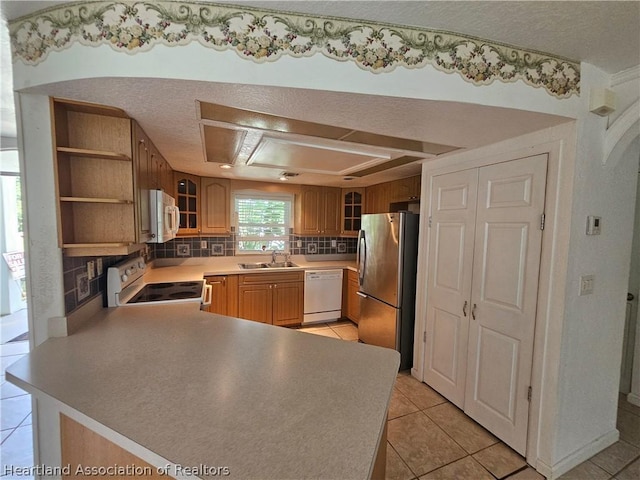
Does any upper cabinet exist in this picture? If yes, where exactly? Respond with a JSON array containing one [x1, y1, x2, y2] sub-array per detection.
[[133, 123, 152, 243], [133, 122, 175, 243], [294, 185, 341, 235], [341, 188, 365, 236], [175, 172, 200, 236], [389, 175, 421, 203], [201, 177, 231, 235], [51, 98, 144, 257], [365, 175, 421, 214]]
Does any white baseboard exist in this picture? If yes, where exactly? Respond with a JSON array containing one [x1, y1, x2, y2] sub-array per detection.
[[628, 392, 640, 407], [535, 429, 619, 479]]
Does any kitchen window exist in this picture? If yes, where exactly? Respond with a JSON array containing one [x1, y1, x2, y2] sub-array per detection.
[[234, 192, 292, 254]]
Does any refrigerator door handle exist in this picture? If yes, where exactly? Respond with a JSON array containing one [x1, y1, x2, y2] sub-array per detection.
[[357, 230, 366, 286], [356, 291, 367, 298]]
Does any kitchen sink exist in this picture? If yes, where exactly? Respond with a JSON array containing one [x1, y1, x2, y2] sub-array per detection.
[[266, 262, 298, 268], [238, 263, 269, 269], [238, 262, 299, 269]]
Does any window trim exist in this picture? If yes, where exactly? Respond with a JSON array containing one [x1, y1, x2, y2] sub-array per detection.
[[233, 190, 293, 255]]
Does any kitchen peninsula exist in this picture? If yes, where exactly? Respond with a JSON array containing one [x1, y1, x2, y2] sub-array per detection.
[[6, 302, 398, 479]]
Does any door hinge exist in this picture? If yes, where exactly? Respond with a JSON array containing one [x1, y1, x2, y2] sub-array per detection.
[[527, 386, 532, 402], [540, 213, 546, 231], [428, 216, 432, 228], [423, 331, 427, 343]]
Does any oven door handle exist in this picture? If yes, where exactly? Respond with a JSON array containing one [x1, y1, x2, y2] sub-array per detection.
[[202, 284, 213, 307]]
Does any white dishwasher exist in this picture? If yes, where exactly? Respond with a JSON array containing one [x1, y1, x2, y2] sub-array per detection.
[[303, 269, 344, 324]]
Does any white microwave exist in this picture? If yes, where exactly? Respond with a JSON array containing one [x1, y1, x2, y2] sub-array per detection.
[[149, 190, 180, 243]]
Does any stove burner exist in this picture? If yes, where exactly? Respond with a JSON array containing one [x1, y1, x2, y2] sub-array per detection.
[[124, 279, 204, 304], [169, 291, 199, 299]]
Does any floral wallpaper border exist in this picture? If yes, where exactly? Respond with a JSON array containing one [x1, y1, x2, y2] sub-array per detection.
[[9, 1, 580, 98]]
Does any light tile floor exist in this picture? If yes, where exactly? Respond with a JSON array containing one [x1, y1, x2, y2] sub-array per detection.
[[301, 322, 640, 480], [1, 309, 33, 480]]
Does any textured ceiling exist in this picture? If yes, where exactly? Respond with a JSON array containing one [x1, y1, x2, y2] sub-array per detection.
[[24, 77, 570, 186], [1, 1, 639, 185]]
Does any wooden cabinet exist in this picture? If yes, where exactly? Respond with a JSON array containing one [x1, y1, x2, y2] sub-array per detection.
[[204, 275, 238, 316], [294, 185, 341, 235], [61, 415, 164, 479], [51, 98, 145, 257], [365, 182, 388, 214], [133, 122, 175, 242], [345, 269, 361, 324], [133, 123, 152, 243], [175, 172, 200, 235], [365, 175, 421, 214], [389, 175, 421, 203], [341, 188, 365, 236], [201, 177, 231, 235], [238, 271, 304, 326]]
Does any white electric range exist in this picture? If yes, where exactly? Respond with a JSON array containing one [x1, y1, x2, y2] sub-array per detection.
[[107, 257, 211, 308]]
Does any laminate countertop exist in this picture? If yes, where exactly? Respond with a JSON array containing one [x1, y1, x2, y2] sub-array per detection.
[[6, 304, 399, 479], [144, 255, 357, 283]]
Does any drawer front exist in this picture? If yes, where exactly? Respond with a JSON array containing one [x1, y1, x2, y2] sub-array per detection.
[[240, 271, 304, 285]]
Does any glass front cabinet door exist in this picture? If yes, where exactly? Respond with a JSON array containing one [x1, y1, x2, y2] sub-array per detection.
[[175, 173, 200, 235], [341, 188, 364, 236]]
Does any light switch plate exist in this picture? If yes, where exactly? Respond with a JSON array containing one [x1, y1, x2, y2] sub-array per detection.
[[586, 216, 602, 235], [331, 240, 337, 248], [579, 275, 594, 296], [200, 240, 207, 249]]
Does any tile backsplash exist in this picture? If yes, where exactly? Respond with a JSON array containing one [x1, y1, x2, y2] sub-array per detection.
[[62, 248, 154, 315], [154, 235, 358, 259], [62, 235, 357, 314]]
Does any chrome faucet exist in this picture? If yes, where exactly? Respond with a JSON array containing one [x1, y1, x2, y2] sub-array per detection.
[[271, 250, 279, 264]]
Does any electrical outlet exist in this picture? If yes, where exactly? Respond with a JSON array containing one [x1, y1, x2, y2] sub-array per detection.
[[87, 261, 95, 280], [579, 275, 594, 296], [96, 258, 103, 275], [331, 240, 337, 248], [201, 240, 207, 249], [297, 240, 302, 248]]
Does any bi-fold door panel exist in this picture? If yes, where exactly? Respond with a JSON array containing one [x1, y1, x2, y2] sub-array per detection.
[[465, 154, 547, 455], [423, 154, 547, 456], [424, 168, 478, 408]]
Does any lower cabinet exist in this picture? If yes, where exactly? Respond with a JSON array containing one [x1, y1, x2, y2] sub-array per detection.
[[345, 269, 361, 324], [61, 414, 165, 478], [238, 272, 304, 326], [204, 275, 238, 317]]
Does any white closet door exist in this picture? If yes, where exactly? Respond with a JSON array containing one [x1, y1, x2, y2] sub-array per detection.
[[464, 154, 548, 455], [424, 168, 478, 407]]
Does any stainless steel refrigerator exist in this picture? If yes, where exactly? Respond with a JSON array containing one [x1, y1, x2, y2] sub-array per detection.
[[357, 212, 419, 370]]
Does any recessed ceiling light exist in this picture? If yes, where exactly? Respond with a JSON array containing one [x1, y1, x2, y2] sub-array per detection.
[[279, 171, 299, 181], [219, 164, 232, 169]]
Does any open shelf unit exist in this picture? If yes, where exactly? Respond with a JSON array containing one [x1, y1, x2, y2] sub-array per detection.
[[51, 98, 144, 257]]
